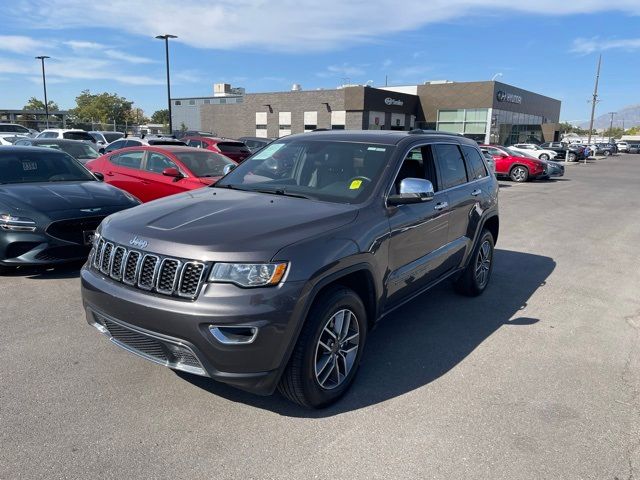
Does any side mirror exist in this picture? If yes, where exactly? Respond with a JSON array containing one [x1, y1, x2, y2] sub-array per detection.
[[162, 167, 183, 180], [222, 163, 236, 175], [388, 178, 435, 206], [93, 172, 104, 181]]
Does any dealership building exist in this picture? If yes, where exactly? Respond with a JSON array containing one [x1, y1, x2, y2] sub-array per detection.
[[172, 80, 561, 145]]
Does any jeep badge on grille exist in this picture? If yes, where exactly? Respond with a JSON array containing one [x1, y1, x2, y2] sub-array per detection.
[[129, 236, 148, 249]]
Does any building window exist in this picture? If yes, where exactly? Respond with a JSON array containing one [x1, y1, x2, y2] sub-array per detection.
[[174, 100, 181, 106], [204, 99, 211, 104], [255, 124, 267, 130], [304, 111, 317, 132], [331, 125, 345, 130], [188, 99, 195, 105], [436, 108, 489, 139], [331, 110, 346, 129], [219, 98, 226, 104], [279, 124, 291, 130]]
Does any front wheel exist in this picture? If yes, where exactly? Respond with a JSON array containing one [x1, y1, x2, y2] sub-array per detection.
[[603, 150, 611, 156], [510, 165, 529, 182], [455, 229, 495, 297], [539, 153, 550, 161], [278, 286, 367, 408], [568, 152, 577, 162]]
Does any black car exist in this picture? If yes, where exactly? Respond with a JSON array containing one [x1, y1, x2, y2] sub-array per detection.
[[81, 130, 499, 408], [238, 136, 274, 153], [593, 143, 616, 156], [0, 147, 140, 273], [540, 142, 586, 162], [14, 138, 100, 164]]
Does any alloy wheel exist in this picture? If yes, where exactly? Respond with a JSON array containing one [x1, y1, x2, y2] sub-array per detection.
[[314, 309, 360, 390], [512, 167, 527, 182], [475, 240, 492, 288]]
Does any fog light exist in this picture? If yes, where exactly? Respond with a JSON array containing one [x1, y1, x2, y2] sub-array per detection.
[[209, 326, 258, 345]]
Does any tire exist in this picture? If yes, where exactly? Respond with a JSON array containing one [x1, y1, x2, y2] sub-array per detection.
[[568, 152, 577, 162], [603, 150, 611, 157], [539, 153, 550, 161], [509, 165, 529, 182], [278, 286, 367, 408], [455, 229, 495, 297]]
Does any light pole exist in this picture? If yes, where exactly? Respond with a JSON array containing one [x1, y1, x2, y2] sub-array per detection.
[[35, 56, 50, 128], [155, 34, 177, 135]]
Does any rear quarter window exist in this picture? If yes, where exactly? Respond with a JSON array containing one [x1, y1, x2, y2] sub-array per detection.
[[433, 144, 469, 190], [217, 142, 250, 153], [63, 131, 94, 142]]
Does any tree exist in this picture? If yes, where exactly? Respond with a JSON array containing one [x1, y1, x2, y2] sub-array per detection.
[[126, 107, 149, 126], [626, 126, 640, 135], [23, 97, 59, 111], [69, 90, 134, 126], [150, 109, 169, 125]]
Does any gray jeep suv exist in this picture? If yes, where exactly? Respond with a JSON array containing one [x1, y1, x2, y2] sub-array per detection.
[[81, 130, 499, 408]]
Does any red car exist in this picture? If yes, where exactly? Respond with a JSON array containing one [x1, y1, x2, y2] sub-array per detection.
[[182, 136, 252, 163], [85, 146, 236, 202], [480, 144, 548, 182]]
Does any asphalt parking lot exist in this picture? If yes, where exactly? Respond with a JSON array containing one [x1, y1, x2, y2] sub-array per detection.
[[2, 155, 639, 480]]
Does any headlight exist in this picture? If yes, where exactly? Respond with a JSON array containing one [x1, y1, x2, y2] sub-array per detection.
[[209, 262, 288, 287], [0, 213, 36, 232]]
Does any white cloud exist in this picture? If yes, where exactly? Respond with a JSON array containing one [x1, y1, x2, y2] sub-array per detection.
[[318, 64, 367, 79], [0, 35, 48, 54], [64, 40, 107, 50], [104, 49, 156, 64], [8, 0, 640, 53], [571, 37, 640, 54]]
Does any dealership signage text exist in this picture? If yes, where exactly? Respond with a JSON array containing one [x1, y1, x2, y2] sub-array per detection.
[[496, 90, 522, 104], [384, 97, 404, 106]]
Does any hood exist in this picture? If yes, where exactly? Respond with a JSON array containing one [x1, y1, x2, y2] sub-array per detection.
[[100, 187, 359, 262], [0, 181, 137, 215]]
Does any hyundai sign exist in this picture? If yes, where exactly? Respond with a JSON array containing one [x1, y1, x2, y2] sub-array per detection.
[[496, 90, 522, 104]]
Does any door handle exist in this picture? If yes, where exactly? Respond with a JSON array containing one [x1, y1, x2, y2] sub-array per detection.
[[434, 202, 448, 211], [471, 189, 482, 196]]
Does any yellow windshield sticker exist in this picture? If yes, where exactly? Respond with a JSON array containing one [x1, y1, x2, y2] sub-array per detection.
[[349, 179, 363, 190]]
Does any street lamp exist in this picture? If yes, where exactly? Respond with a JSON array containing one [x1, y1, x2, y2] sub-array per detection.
[[155, 34, 177, 135], [35, 56, 50, 128]]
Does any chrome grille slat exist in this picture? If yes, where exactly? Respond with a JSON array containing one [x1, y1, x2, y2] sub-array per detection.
[[137, 254, 160, 290], [91, 239, 206, 299], [110, 246, 126, 280], [123, 251, 142, 285]]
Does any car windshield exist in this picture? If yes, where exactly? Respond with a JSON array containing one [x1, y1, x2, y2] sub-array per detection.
[[215, 139, 394, 204], [506, 147, 536, 158], [103, 132, 124, 143], [172, 151, 236, 177], [63, 131, 94, 142], [0, 150, 95, 184], [57, 142, 100, 159]]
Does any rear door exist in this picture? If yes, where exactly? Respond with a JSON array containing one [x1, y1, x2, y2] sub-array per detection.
[[432, 143, 475, 264], [104, 150, 147, 200], [385, 144, 451, 306], [140, 151, 190, 201]]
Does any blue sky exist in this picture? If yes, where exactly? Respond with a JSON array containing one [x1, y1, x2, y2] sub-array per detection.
[[0, 0, 638, 125]]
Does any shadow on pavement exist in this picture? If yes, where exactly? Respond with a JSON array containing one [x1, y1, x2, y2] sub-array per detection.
[[1, 261, 84, 279], [178, 249, 556, 417]]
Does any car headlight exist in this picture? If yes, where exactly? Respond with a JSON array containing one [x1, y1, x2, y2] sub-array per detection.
[[0, 213, 37, 232], [209, 262, 288, 287]]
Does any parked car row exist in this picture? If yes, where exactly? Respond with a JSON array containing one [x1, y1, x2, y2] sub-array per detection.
[[481, 144, 564, 182]]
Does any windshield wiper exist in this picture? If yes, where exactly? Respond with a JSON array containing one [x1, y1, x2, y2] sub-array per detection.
[[249, 187, 312, 200]]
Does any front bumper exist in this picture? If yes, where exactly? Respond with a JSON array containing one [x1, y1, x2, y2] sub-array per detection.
[[81, 265, 308, 395], [0, 230, 91, 266]]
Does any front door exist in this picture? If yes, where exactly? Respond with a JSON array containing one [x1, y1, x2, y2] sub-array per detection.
[[140, 152, 188, 201], [385, 145, 450, 307]]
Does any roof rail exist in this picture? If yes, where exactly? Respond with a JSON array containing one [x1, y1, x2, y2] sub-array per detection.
[[408, 129, 465, 137]]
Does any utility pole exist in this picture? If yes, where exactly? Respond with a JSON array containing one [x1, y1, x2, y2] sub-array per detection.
[[587, 54, 602, 146], [155, 34, 177, 135], [608, 112, 616, 141]]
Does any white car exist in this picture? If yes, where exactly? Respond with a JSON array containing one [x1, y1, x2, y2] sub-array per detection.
[[36, 128, 97, 144], [0, 134, 27, 145], [511, 143, 559, 161], [0, 123, 34, 137], [616, 142, 629, 153]]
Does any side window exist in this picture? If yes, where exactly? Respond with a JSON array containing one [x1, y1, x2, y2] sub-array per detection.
[[433, 144, 469, 190], [187, 139, 202, 148], [125, 140, 142, 147], [145, 152, 177, 174], [4, 125, 17, 132], [461, 145, 488, 180], [486, 147, 503, 156], [391, 145, 439, 193], [110, 151, 144, 169], [16, 125, 30, 133]]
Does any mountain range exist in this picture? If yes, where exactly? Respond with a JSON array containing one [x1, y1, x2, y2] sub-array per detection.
[[578, 104, 640, 130]]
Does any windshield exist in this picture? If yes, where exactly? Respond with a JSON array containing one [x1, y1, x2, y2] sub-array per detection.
[[103, 132, 124, 143], [63, 131, 95, 142], [506, 147, 536, 159], [58, 142, 100, 159], [0, 150, 95, 184], [173, 151, 236, 177], [216, 139, 394, 204]]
